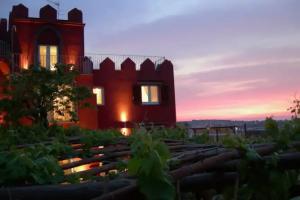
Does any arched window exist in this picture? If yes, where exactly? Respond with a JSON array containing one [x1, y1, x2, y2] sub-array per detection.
[[36, 28, 60, 70]]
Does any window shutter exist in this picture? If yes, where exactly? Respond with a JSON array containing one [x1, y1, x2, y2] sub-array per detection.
[[161, 85, 169, 105], [133, 84, 141, 104]]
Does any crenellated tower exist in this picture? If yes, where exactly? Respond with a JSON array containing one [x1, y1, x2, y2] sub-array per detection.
[[8, 4, 84, 70]]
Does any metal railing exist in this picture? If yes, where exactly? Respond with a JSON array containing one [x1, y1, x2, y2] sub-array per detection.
[[39, 54, 166, 74], [1, 44, 166, 74], [84, 53, 165, 70]]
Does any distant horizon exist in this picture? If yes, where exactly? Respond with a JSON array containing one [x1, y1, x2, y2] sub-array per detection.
[[178, 115, 291, 122], [177, 111, 292, 122], [1, 0, 299, 121]]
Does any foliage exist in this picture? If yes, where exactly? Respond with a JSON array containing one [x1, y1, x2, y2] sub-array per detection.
[[265, 117, 279, 138], [237, 151, 298, 200], [0, 64, 92, 127], [0, 145, 64, 186], [128, 129, 175, 200], [264, 117, 300, 149], [79, 129, 123, 157], [0, 124, 126, 186], [0, 124, 73, 150], [191, 131, 210, 144], [219, 129, 299, 200], [289, 98, 300, 119], [221, 134, 247, 150], [149, 126, 187, 140]]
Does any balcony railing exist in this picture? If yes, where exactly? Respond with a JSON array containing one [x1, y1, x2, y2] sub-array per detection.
[[0, 41, 166, 74], [84, 53, 165, 70]]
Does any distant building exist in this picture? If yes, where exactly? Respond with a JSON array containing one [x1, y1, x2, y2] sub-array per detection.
[[181, 119, 267, 139], [0, 4, 177, 133]]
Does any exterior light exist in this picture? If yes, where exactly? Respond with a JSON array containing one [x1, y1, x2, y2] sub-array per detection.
[[120, 112, 127, 122], [120, 112, 131, 136], [23, 59, 28, 69], [70, 65, 75, 70], [121, 128, 130, 136]]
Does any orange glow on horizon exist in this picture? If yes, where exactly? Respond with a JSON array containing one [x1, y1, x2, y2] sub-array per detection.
[[177, 100, 292, 121]]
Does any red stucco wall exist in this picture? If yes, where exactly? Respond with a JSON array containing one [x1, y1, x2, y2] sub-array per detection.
[[93, 58, 176, 129], [0, 4, 177, 130], [9, 4, 84, 70]]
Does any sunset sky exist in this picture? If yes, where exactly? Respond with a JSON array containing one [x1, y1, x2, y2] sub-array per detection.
[[1, 0, 299, 121]]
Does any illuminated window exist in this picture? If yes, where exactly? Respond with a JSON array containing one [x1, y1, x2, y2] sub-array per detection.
[[53, 96, 74, 122], [93, 88, 104, 105], [39, 45, 58, 70], [141, 85, 159, 104], [51, 85, 74, 122]]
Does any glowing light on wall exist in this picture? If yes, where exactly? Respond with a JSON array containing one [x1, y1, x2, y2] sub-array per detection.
[[121, 128, 130, 136], [19, 54, 28, 70], [120, 111, 127, 122], [23, 59, 28, 69], [120, 111, 131, 136]]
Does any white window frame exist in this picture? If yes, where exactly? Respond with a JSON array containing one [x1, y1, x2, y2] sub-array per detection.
[[93, 87, 105, 105], [38, 45, 58, 70], [141, 85, 160, 105]]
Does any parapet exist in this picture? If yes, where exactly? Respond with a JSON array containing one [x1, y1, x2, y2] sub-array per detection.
[[140, 59, 155, 72], [68, 8, 83, 23], [0, 19, 7, 33], [99, 58, 115, 73], [121, 58, 136, 71], [91, 57, 173, 74], [10, 4, 83, 24], [11, 4, 28, 19], [156, 59, 173, 72], [40, 5, 57, 20]]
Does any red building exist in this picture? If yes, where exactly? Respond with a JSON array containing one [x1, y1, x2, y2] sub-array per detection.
[[0, 4, 176, 132]]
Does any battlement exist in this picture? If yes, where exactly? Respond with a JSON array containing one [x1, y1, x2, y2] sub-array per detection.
[[0, 19, 9, 59], [10, 4, 83, 23], [92, 57, 173, 73], [81, 54, 166, 73], [0, 19, 7, 34]]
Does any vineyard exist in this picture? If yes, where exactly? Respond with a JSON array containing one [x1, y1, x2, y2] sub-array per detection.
[[1, 117, 300, 200]]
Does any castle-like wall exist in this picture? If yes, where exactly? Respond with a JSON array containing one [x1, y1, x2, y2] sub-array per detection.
[[1, 4, 177, 130], [9, 4, 84, 69], [90, 58, 176, 129], [76, 75, 99, 129]]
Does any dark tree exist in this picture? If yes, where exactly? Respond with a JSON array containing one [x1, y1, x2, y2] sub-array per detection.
[[0, 64, 92, 127]]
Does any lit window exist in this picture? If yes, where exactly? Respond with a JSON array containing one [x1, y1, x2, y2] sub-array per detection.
[[53, 96, 74, 122], [141, 85, 160, 104], [93, 88, 104, 105], [39, 45, 58, 70], [51, 85, 74, 122]]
